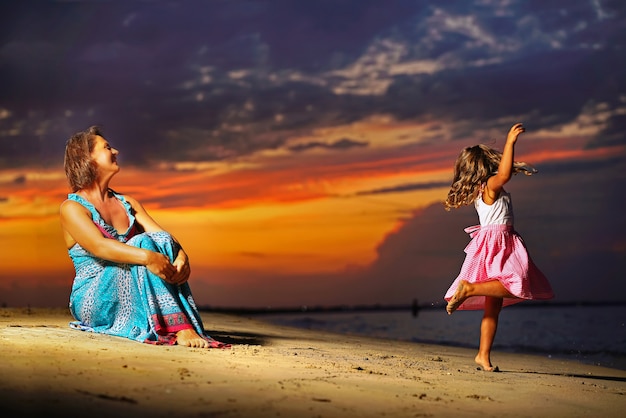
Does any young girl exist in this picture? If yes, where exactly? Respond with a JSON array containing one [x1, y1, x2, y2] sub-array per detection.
[[443, 123, 554, 371]]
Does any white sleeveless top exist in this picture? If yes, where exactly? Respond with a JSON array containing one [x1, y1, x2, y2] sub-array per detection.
[[475, 188, 514, 226]]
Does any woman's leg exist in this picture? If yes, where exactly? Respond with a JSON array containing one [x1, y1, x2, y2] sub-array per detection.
[[446, 280, 515, 314], [475, 296, 503, 371], [129, 232, 210, 347]]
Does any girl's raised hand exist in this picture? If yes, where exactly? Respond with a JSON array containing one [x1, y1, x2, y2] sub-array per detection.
[[507, 123, 525, 144]]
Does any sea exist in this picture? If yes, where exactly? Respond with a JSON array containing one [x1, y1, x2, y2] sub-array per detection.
[[253, 303, 626, 371]]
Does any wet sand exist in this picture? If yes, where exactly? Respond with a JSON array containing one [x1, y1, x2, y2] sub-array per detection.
[[1, 307, 624, 417]]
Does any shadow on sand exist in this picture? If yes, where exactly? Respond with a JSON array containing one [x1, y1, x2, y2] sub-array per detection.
[[504, 370, 626, 383], [204, 329, 289, 346]]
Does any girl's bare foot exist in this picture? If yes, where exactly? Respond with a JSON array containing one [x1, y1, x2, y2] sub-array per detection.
[[446, 280, 469, 314], [176, 328, 210, 348], [475, 354, 499, 372]]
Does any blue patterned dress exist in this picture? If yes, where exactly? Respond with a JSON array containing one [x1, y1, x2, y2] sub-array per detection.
[[67, 192, 223, 346]]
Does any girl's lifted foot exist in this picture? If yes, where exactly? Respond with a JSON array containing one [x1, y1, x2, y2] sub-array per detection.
[[176, 328, 210, 348], [446, 280, 469, 314]]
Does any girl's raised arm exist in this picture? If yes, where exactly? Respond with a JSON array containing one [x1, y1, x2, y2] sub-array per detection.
[[485, 123, 525, 203]]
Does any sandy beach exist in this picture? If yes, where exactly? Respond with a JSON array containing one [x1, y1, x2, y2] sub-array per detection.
[[1, 307, 624, 417]]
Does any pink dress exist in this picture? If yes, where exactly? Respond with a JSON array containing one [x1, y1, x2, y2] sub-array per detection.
[[444, 188, 554, 310]]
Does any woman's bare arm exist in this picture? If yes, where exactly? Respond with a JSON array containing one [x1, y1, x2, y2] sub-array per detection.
[[60, 199, 176, 280]]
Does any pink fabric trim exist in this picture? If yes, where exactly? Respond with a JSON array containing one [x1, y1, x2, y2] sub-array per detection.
[[94, 223, 116, 239], [152, 313, 194, 335], [94, 222, 139, 240]]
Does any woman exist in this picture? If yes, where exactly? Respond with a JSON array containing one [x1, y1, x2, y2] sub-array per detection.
[[60, 126, 227, 348]]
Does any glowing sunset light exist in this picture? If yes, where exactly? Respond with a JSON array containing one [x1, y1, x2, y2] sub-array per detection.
[[0, 216, 68, 278], [114, 148, 453, 211], [152, 189, 431, 275], [526, 144, 626, 165]]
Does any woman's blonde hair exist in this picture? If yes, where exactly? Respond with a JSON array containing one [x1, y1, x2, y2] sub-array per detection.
[[443, 144, 536, 210], [64, 126, 104, 192]]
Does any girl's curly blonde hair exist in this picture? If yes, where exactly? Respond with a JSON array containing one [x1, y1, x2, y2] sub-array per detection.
[[443, 144, 536, 211]]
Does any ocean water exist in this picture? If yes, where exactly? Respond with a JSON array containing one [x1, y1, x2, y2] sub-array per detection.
[[258, 304, 626, 370]]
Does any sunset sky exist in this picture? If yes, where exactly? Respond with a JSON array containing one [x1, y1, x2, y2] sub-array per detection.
[[1, 1, 625, 309]]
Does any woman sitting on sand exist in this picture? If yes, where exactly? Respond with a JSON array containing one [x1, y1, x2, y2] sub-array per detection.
[[60, 126, 228, 348]]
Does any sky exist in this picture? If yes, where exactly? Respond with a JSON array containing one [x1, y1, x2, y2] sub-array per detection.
[[0, 0, 625, 309]]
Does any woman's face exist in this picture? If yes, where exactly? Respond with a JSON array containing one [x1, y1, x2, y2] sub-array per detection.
[[91, 135, 120, 176]]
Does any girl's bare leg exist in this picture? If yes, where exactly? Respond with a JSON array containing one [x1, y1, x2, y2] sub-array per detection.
[[176, 328, 210, 348], [475, 296, 503, 371], [447, 280, 515, 314]]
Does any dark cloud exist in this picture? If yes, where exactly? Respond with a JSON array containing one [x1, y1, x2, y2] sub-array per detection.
[[355, 181, 450, 196], [385, 49, 620, 131], [1, 0, 624, 168], [532, 153, 626, 175], [288, 138, 368, 153], [588, 113, 626, 149], [239, 251, 268, 259]]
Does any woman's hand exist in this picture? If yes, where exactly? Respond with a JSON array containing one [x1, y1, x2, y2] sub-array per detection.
[[170, 249, 191, 285], [123, 196, 190, 284], [145, 251, 177, 282]]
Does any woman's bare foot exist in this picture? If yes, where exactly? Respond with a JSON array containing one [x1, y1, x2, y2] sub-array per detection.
[[176, 328, 210, 348], [446, 280, 469, 314], [475, 354, 499, 372]]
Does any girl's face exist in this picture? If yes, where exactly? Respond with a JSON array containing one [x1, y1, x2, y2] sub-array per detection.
[[90, 135, 120, 176]]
